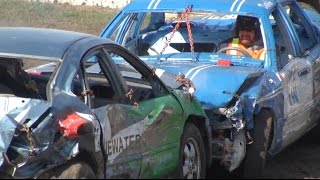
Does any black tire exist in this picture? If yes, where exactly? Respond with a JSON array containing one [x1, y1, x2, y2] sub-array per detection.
[[177, 123, 206, 179], [38, 161, 96, 179], [243, 109, 273, 178]]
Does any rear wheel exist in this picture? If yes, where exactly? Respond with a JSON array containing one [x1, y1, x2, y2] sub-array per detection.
[[243, 109, 273, 178], [38, 161, 96, 179], [178, 123, 206, 179]]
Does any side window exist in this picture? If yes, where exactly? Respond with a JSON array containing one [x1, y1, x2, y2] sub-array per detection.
[[80, 46, 166, 108], [104, 49, 157, 105], [106, 46, 169, 102], [271, 10, 295, 70], [109, 23, 123, 42], [82, 51, 117, 109], [123, 13, 139, 47], [281, 3, 317, 53], [107, 15, 128, 42], [105, 13, 138, 46]]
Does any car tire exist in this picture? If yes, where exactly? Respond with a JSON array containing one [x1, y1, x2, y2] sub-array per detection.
[[177, 122, 206, 179], [38, 161, 96, 179], [243, 109, 273, 178]]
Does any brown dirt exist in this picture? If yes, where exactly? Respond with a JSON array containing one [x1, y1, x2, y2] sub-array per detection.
[[207, 126, 320, 179], [262, 126, 320, 179]]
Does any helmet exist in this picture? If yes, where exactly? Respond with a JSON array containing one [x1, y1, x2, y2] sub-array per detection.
[[235, 15, 260, 37]]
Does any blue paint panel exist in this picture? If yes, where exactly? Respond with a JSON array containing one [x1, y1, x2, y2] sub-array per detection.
[[124, 0, 273, 15], [150, 62, 262, 108]]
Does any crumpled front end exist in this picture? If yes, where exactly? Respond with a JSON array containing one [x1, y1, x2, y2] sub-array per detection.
[[204, 72, 270, 172], [206, 98, 248, 172]]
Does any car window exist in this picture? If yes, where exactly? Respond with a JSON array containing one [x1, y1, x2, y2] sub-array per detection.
[[107, 13, 136, 44], [104, 49, 158, 104], [81, 46, 166, 108], [137, 12, 232, 56], [281, 3, 317, 54], [123, 13, 139, 46], [103, 46, 168, 98], [107, 11, 268, 62], [0, 57, 59, 100], [82, 51, 118, 108], [271, 8, 298, 70]]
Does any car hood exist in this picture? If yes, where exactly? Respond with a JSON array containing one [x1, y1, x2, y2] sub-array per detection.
[[147, 62, 264, 108]]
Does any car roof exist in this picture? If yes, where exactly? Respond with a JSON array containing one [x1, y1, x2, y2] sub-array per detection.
[[0, 27, 102, 59], [123, 0, 290, 16]]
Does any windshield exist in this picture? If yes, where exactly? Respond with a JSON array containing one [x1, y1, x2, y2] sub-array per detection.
[[103, 11, 266, 62]]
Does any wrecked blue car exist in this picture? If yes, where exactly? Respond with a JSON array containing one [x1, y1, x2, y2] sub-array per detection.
[[100, 0, 320, 177], [0, 27, 212, 179]]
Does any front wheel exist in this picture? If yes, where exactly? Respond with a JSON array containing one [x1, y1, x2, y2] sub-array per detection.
[[243, 109, 273, 178], [178, 123, 206, 179]]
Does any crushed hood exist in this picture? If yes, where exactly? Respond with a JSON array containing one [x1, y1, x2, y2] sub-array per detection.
[[151, 63, 263, 108]]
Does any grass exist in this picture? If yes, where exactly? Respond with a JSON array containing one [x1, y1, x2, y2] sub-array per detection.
[[0, 0, 118, 35]]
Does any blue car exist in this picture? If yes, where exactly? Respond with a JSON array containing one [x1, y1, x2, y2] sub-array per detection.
[[100, 0, 320, 177]]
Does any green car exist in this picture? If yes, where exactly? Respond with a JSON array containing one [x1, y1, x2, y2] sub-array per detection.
[[0, 27, 212, 179]]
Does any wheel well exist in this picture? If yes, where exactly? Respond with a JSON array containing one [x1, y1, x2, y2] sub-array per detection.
[[186, 115, 212, 168], [255, 108, 275, 152], [37, 151, 99, 179], [76, 151, 99, 174]]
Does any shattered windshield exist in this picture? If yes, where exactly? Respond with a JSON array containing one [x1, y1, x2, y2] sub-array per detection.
[[105, 11, 266, 62]]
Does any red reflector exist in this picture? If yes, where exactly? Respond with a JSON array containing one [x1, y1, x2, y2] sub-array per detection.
[[57, 112, 86, 139], [218, 59, 231, 66]]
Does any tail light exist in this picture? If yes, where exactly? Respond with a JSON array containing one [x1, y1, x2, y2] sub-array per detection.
[[57, 112, 87, 139]]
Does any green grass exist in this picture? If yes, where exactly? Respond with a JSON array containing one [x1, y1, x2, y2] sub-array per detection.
[[0, 0, 118, 35]]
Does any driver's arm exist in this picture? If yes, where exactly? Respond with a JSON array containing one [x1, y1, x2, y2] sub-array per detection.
[[215, 38, 232, 53]]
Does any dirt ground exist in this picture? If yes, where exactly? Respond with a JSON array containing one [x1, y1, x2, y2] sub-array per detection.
[[207, 125, 320, 179], [262, 126, 320, 179]]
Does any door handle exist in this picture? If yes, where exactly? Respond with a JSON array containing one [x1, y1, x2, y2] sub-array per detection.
[[298, 68, 310, 77]]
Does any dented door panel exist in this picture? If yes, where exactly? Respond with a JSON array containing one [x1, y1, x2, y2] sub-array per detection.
[[94, 92, 184, 178], [139, 95, 183, 178]]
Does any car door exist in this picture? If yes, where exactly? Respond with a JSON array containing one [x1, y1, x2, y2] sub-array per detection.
[[280, 1, 320, 129], [82, 44, 184, 178], [271, 3, 315, 148]]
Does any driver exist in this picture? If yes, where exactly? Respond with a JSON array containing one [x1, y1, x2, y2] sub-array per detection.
[[216, 15, 265, 60]]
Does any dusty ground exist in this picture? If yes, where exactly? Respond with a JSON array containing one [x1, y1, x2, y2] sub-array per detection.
[[207, 125, 320, 179], [262, 126, 320, 179]]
